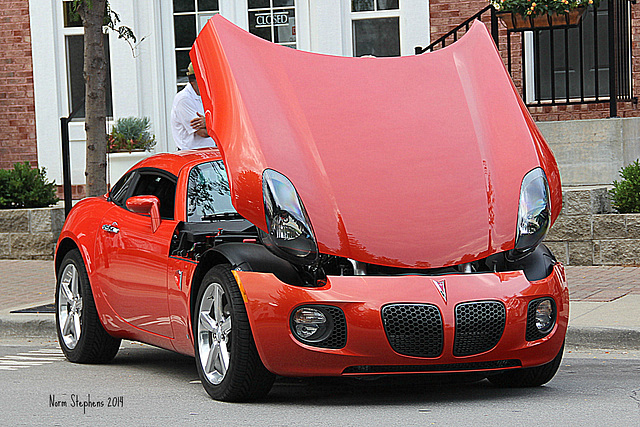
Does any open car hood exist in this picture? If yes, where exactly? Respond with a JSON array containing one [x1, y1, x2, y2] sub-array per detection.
[[191, 16, 561, 268]]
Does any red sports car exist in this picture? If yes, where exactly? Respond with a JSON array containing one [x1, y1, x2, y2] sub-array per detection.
[[55, 16, 568, 402]]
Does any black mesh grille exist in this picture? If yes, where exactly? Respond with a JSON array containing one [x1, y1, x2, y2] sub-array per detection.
[[321, 306, 347, 349], [382, 304, 443, 357], [343, 359, 521, 374], [526, 298, 556, 341], [453, 301, 505, 356]]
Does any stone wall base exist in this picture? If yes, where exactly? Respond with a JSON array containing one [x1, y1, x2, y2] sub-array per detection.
[[545, 186, 639, 266], [0, 205, 64, 260]]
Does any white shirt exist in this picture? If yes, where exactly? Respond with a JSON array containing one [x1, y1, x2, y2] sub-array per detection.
[[170, 83, 216, 150]]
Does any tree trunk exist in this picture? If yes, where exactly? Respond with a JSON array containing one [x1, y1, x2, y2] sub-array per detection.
[[78, 0, 108, 197]]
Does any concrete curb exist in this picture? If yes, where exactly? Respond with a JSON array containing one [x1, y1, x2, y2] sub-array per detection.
[[0, 314, 55, 339], [566, 326, 640, 350], [2, 313, 640, 351]]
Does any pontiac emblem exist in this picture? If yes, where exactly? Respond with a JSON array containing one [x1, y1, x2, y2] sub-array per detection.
[[433, 279, 447, 302]]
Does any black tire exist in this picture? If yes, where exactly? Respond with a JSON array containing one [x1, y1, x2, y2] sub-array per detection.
[[193, 264, 275, 401], [55, 249, 121, 363], [487, 342, 564, 387]]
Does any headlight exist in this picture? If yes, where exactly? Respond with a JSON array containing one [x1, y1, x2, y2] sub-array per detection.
[[511, 167, 551, 259], [291, 307, 328, 340], [261, 169, 318, 264], [526, 297, 556, 340], [535, 299, 554, 332]]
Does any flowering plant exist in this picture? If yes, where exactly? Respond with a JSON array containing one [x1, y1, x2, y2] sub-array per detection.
[[490, 0, 599, 17], [108, 116, 157, 153]]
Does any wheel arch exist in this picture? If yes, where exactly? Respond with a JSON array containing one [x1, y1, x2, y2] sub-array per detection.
[[55, 237, 81, 277], [189, 243, 301, 326]]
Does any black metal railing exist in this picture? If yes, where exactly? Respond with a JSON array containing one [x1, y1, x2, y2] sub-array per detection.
[[415, 5, 498, 54], [415, 0, 636, 117]]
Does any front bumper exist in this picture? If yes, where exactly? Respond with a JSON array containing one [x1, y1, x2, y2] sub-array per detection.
[[234, 264, 568, 377]]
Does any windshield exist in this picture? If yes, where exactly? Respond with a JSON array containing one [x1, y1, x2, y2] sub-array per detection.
[[187, 160, 236, 222]]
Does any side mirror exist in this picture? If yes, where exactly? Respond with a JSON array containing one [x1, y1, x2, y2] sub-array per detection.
[[126, 195, 161, 232]]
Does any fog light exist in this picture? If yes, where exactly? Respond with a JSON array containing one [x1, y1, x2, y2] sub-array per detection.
[[535, 299, 554, 332], [292, 307, 328, 340]]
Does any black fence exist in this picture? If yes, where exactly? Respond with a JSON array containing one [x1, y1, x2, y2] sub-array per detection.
[[415, 0, 635, 117]]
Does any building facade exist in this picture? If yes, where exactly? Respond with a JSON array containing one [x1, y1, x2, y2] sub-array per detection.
[[3, 1, 639, 193], [429, 0, 640, 122], [23, 0, 429, 195], [0, 0, 37, 171]]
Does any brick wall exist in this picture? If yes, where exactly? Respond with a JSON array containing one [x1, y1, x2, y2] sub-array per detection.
[[0, 0, 37, 170], [428, 1, 640, 122]]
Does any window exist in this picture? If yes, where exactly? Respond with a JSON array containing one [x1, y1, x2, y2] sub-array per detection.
[[109, 172, 136, 207], [351, 0, 400, 57], [130, 172, 177, 220], [63, 1, 113, 119], [527, 2, 631, 103], [248, 0, 297, 48], [173, 0, 219, 90], [187, 161, 235, 222]]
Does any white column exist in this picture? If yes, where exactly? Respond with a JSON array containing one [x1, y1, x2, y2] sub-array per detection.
[[30, 0, 66, 185], [308, 0, 348, 56]]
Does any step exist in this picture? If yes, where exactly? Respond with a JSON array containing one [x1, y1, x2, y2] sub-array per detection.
[[561, 186, 613, 216]]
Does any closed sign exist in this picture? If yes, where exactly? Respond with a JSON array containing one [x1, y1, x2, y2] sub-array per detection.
[[255, 12, 289, 27]]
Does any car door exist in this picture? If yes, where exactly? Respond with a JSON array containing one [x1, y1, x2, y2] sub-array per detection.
[[95, 169, 178, 338]]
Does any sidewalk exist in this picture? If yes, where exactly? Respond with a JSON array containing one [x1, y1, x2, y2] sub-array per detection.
[[0, 260, 639, 348]]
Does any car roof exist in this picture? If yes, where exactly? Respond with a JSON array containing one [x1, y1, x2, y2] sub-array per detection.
[[132, 148, 223, 177]]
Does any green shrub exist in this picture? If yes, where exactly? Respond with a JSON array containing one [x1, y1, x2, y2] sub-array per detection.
[[610, 159, 640, 213], [108, 116, 156, 153], [0, 162, 59, 209]]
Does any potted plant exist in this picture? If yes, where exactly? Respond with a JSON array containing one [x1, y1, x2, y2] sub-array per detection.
[[490, 0, 600, 30], [107, 116, 157, 184]]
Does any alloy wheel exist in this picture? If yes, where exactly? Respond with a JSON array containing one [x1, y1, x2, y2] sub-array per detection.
[[57, 263, 83, 349], [197, 282, 232, 385]]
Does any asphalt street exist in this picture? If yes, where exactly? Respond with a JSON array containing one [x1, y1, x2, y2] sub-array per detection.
[[0, 337, 639, 426]]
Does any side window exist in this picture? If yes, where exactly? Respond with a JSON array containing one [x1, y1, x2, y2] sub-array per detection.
[[130, 173, 177, 220], [109, 172, 135, 207], [187, 161, 235, 222]]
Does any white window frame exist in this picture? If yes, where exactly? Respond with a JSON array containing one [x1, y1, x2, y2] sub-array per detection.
[[173, 1, 220, 91], [348, 1, 401, 57], [61, 1, 84, 118], [247, 0, 298, 49]]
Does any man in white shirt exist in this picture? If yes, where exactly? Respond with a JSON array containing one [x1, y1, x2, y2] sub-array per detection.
[[171, 63, 216, 150]]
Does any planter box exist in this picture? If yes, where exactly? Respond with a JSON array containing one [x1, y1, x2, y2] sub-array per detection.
[[497, 7, 586, 30], [108, 151, 150, 185], [0, 204, 64, 260]]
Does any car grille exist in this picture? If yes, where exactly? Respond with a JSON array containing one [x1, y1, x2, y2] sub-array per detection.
[[453, 301, 506, 356], [381, 304, 443, 357]]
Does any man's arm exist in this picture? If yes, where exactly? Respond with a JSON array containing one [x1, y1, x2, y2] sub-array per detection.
[[191, 112, 209, 138]]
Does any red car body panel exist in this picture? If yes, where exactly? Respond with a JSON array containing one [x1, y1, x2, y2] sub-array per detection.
[[191, 16, 562, 269], [57, 150, 225, 354], [235, 265, 568, 376]]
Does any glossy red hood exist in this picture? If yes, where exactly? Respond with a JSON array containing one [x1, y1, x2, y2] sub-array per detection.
[[191, 16, 561, 268]]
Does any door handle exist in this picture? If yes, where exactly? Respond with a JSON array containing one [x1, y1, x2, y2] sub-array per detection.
[[101, 222, 120, 234]]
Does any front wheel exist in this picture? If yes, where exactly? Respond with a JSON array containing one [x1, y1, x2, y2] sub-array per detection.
[[55, 249, 121, 363], [193, 264, 275, 401], [487, 343, 564, 387]]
